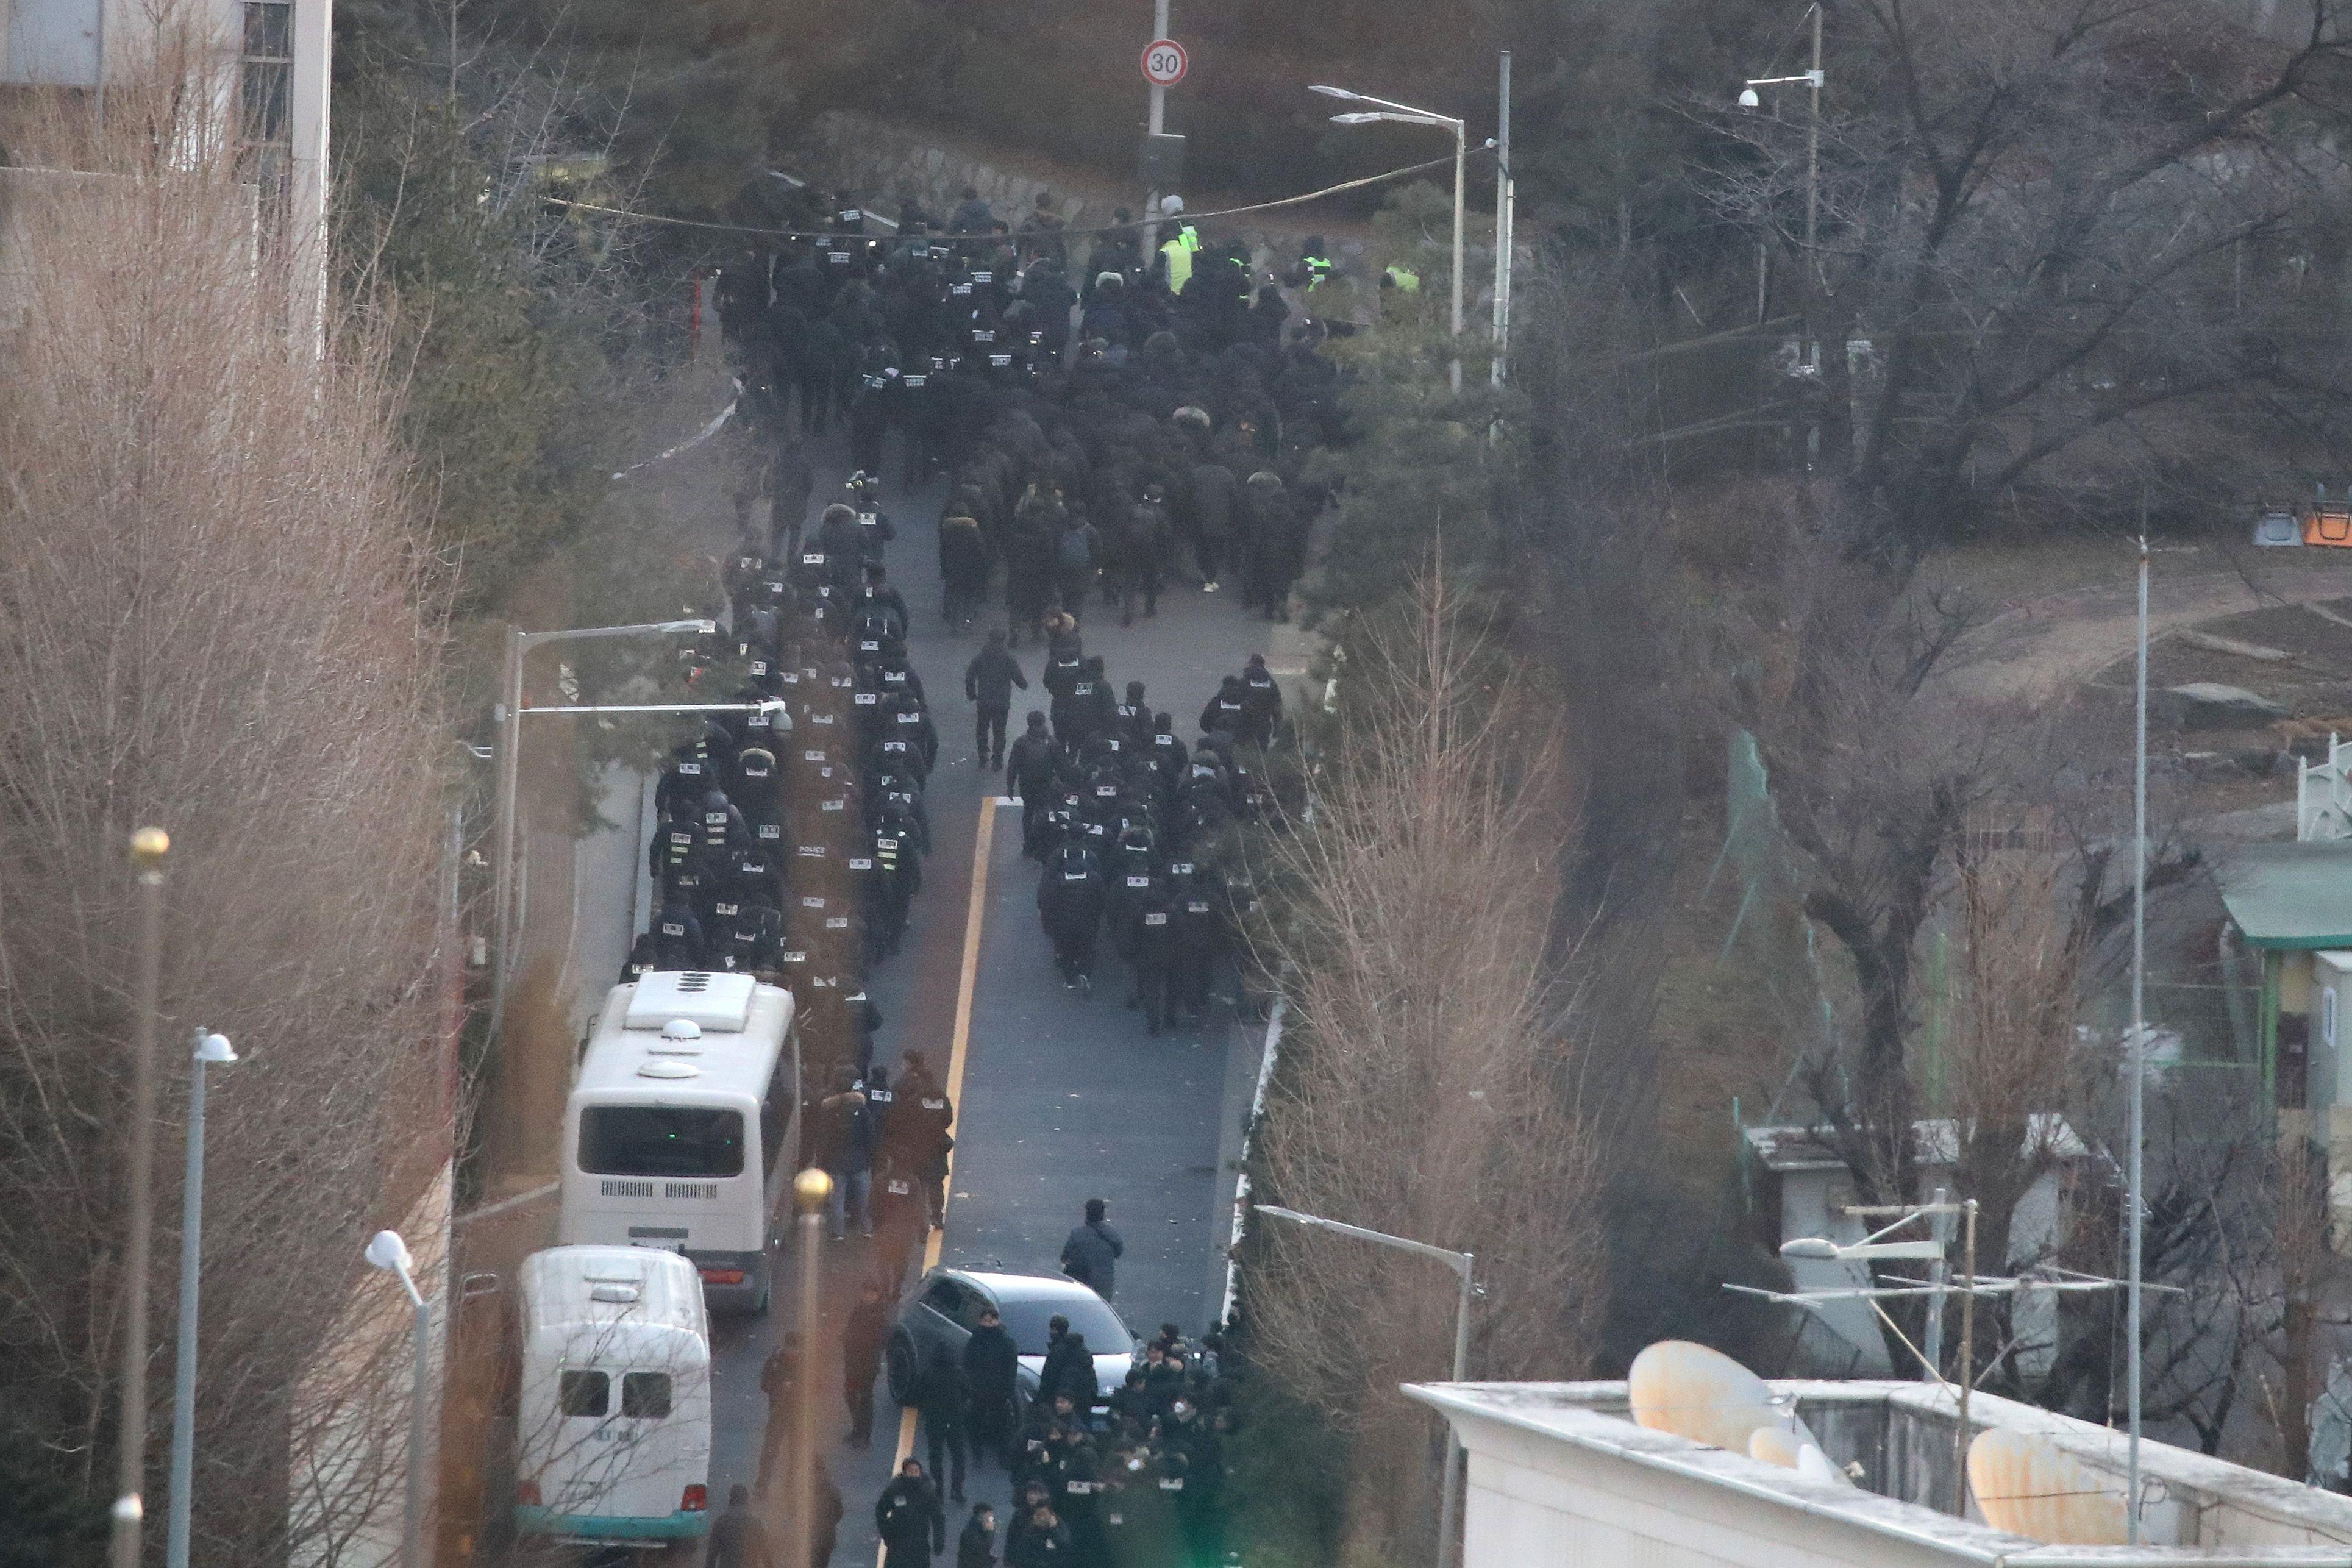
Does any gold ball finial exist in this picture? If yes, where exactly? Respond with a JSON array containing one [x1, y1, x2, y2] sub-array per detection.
[[129, 827, 171, 866], [793, 1167, 833, 1214]]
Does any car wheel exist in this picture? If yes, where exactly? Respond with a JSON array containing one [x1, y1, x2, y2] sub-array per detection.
[[886, 1332, 916, 1405]]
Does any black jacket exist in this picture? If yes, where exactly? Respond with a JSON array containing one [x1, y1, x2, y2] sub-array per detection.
[[1038, 1330, 1099, 1409], [1007, 732, 1058, 800], [1060, 1221, 1124, 1298], [962, 1322, 1020, 1396], [957, 1517, 998, 1568], [1185, 461, 1238, 540], [965, 647, 1028, 707], [876, 1475, 947, 1555], [705, 1503, 774, 1568], [916, 1353, 970, 1425]]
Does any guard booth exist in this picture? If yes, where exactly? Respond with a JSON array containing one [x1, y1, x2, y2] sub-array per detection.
[[2219, 841, 2352, 1244]]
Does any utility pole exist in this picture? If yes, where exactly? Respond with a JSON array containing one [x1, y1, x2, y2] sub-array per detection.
[[2128, 527, 2150, 1544], [1490, 51, 1512, 390], [1805, 2, 1821, 284], [1805, 4, 1824, 463]]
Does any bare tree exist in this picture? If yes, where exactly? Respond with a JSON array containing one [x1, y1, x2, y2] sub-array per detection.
[[1244, 568, 1607, 1566], [1709, 0, 2352, 569], [0, 37, 451, 1565]]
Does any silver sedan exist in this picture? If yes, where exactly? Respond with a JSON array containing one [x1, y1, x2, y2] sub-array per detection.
[[885, 1268, 1138, 1418]]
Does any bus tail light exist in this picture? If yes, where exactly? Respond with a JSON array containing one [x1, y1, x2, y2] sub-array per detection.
[[699, 1268, 746, 1286], [682, 1484, 708, 1513]]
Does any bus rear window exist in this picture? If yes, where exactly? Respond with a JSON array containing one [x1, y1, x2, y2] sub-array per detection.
[[560, 1371, 608, 1417], [622, 1372, 672, 1418], [579, 1107, 745, 1178]]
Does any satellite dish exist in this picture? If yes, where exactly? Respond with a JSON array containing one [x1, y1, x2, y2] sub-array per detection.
[[1968, 1428, 2129, 1545], [1629, 1341, 1825, 1456]]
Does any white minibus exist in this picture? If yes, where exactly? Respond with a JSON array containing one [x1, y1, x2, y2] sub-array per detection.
[[513, 1245, 711, 1545], [560, 971, 799, 1311]]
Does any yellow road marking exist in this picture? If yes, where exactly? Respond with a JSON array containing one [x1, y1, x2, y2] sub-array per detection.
[[886, 796, 1002, 1512]]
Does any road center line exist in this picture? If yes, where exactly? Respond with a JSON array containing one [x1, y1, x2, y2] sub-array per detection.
[[889, 795, 1005, 1487]]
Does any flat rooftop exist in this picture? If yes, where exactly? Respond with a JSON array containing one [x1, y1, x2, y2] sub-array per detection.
[[1406, 1379, 2352, 1563]]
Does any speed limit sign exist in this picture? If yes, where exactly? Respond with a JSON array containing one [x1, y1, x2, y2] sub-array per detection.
[[1141, 39, 1188, 88]]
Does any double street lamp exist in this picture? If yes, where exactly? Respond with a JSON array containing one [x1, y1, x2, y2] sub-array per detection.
[[1311, 84, 1467, 393], [1255, 1204, 1474, 1568], [490, 618, 717, 1002]]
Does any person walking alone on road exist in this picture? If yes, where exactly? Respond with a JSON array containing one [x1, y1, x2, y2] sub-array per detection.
[[964, 630, 1027, 771], [876, 1458, 947, 1568], [705, 1483, 773, 1568], [1059, 1197, 1124, 1301]]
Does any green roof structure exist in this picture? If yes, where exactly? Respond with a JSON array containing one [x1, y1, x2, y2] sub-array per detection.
[[2219, 840, 2352, 950]]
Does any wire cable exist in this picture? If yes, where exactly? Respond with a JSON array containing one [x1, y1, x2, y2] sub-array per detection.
[[540, 148, 1492, 246]]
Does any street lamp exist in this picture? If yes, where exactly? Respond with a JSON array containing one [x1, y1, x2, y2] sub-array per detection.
[[787, 1169, 832, 1568], [165, 1030, 238, 1568], [1312, 84, 1468, 394], [1255, 1204, 1474, 1568], [1739, 3, 1825, 269], [363, 1229, 432, 1568], [109, 826, 170, 1568], [1741, 2, 1826, 454], [491, 617, 718, 1002]]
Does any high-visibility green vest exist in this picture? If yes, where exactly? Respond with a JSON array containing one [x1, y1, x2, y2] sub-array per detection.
[[1383, 264, 1420, 293], [1303, 255, 1333, 290], [1160, 226, 1199, 292]]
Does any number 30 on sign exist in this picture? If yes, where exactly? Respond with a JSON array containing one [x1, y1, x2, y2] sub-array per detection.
[[1142, 39, 1188, 87]]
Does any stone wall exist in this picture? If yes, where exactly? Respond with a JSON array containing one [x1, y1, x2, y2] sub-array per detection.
[[794, 109, 1115, 233]]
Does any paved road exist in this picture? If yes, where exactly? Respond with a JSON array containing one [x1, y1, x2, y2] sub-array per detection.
[[526, 407, 1294, 1565], [1937, 551, 2352, 701]]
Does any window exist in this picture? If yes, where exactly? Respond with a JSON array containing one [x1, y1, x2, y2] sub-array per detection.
[[761, 1048, 795, 1176], [239, 3, 292, 148], [924, 1278, 965, 1318], [622, 1372, 672, 1419], [991, 1294, 1128, 1357], [579, 1107, 745, 1178], [559, 1370, 609, 1417]]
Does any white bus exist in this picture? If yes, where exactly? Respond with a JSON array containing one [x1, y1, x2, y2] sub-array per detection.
[[513, 1245, 711, 1547], [560, 971, 800, 1313]]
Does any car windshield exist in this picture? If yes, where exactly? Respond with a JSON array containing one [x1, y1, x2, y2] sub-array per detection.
[[991, 1291, 1128, 1355], [579, 1107, 744, 1178]]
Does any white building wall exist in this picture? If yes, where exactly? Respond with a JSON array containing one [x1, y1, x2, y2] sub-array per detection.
[[1445, 1406, 1987, 1568]]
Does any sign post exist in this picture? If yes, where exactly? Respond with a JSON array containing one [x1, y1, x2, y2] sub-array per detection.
[[1141, 12, 1181, 254]]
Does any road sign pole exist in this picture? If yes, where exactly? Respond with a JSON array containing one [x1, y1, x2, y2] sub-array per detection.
[[1143, 0, 1172, 255]]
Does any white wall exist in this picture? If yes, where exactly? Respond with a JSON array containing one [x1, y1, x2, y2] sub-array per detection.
[[1442, 1404, 1994, 1568]]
